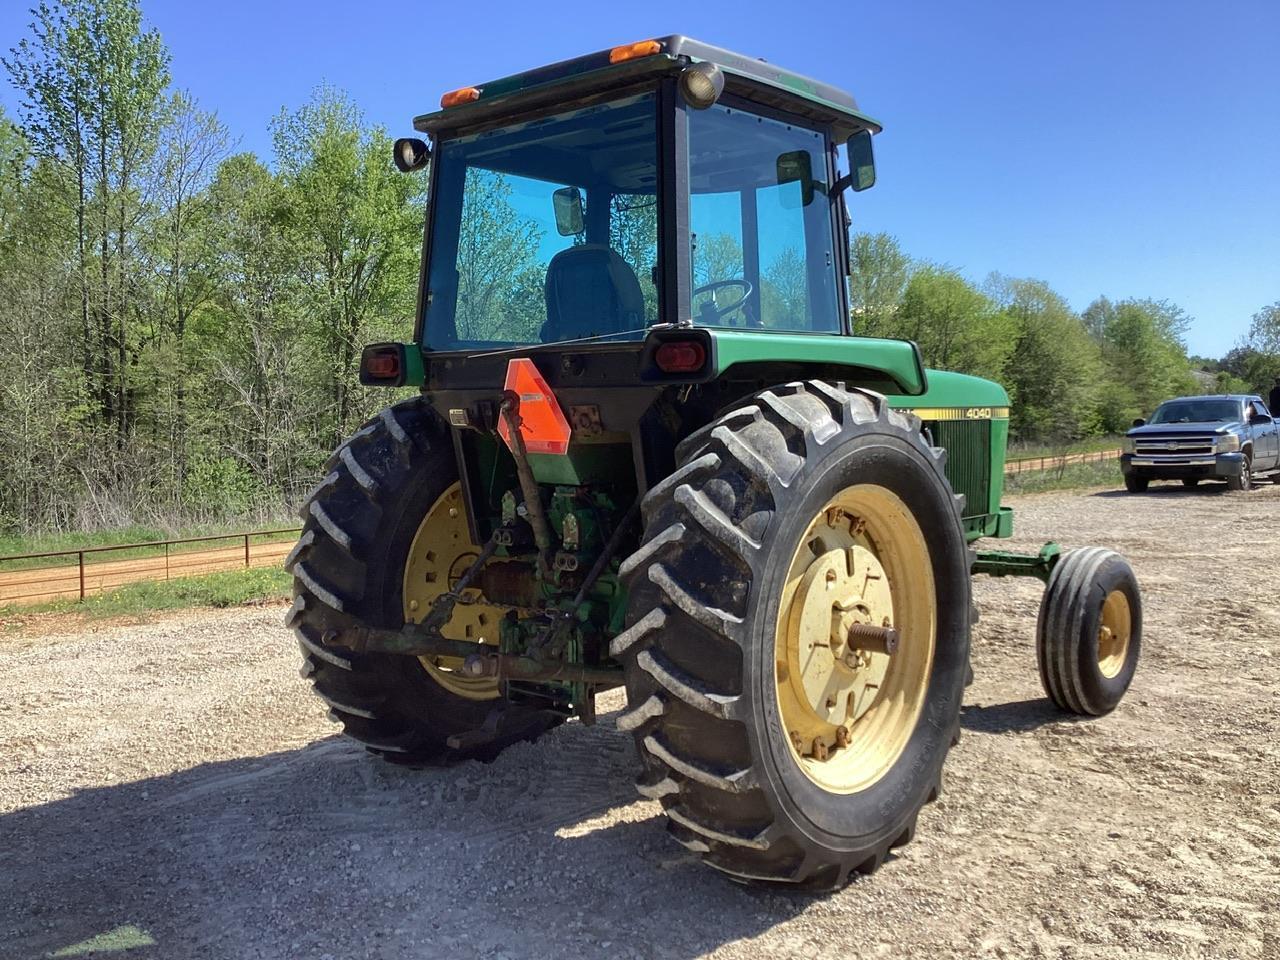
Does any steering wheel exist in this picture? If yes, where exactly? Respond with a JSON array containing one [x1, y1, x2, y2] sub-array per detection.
[[692, 279, 754, 321]]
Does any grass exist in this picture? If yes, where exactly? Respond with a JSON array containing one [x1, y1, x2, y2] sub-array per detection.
[[0, 565, 291, 621], [0, 522, 299, 571], [1004, 459, 1123, 494], [1006, 435, 1125, 461]]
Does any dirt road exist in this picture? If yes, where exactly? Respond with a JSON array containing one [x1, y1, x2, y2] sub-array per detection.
[[1, 483, 1277, 959], [0, 539, 295, 606]]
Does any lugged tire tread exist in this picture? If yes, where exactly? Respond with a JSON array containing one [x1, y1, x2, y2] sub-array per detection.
[[1037, 547, 1138, 716], [616, 380, 966, 888], [288, 396, 559, 764]]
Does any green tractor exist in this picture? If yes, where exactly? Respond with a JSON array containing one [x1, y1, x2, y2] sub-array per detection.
[[287, 37, 1141, 888]]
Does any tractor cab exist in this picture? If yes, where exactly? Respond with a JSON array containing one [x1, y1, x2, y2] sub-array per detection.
[[400, 36, 880, 353]]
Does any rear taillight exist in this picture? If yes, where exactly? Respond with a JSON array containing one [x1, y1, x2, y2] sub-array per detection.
[[654, 340, 707, 374], [359, 344, 405, 385]]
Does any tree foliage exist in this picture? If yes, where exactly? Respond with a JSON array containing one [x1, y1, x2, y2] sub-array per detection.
[[0, 1, 425, 532], [0, 2, 1270, 535]]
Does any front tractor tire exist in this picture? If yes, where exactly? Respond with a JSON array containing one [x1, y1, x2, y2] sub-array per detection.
[[613, 382, 971, 888], [286, 397, 559, 764], [1036, 548, 1141, 716]]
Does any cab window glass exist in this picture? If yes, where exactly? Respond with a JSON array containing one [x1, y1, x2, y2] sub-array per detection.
[[686, 104, 839, 333]]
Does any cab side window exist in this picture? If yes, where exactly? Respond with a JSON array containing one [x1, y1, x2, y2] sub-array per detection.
[[686, 104, 841, 333]]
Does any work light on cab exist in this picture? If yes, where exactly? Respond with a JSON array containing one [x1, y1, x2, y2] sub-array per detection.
[[678, 62, 724, 109], [393, 137, 430, 173]]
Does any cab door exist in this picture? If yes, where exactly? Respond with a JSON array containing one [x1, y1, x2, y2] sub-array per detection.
[[1252, 399, 1280, 468]]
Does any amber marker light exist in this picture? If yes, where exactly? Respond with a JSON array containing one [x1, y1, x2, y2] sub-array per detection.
[[440, 86, 481, 108], [608, 40, 662, 63]]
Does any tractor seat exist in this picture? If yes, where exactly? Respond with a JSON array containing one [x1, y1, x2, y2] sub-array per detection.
[[542, 245, 644, 343]]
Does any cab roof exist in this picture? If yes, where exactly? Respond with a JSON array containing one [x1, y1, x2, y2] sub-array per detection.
[[413, 35, 881, 139]]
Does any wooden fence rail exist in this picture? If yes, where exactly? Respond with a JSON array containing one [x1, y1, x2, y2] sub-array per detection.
[[0, 528, 302, 607], [1004, 448, 1119, 477]]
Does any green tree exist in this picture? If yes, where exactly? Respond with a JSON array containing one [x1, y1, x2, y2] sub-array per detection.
[[141, 91, 231, 493], [849, 232, 911, 336], [197, 152, 311, 503], [1241, 302, 1280, 392], [4, 0, 169, 442], [272, 86, 425, 444], [1090, 297, 1197, 430], [894, 268, 1014, 381], [987, 275, 1101, 440]]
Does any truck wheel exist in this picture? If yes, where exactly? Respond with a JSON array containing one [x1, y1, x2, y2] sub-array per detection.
[[286, 397, 560, 764], [1036, 548, 1141, 716], [1124, 475, 1149, 493], [614, 382, 970, 888], [1227, 454, 1253, 492]]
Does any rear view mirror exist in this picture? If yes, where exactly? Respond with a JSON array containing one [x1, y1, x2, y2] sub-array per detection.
[[1132, 418, 1146, 428], [847, 129, 875, 192], [552, 187, 584, 236], [776, 150, 816, 207]]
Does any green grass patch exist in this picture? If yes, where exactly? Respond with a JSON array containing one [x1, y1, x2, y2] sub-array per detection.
[[1, 565, 291, 619], [1005, 459, 1124, 494]]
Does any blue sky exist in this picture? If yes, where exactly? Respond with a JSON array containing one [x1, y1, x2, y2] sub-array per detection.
[[3, 0, 1277, 356]]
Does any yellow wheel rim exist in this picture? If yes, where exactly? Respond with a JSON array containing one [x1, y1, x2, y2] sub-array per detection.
[[774, 484, 936, 794], [1097, 588, 1132, 679], [403, 483, 513, 701]]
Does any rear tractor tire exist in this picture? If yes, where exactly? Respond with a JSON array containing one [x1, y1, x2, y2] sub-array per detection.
[[613, 382, 971, 888], [1036, 548, 1141, 716], [286, 397, 560, 764]]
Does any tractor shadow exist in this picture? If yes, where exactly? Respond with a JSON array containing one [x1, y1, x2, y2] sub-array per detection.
[[0, 709, 819, 960], [961, 697, 1082, 734]]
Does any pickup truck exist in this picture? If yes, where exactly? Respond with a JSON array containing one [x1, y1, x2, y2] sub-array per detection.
[[1121, 394, 1280, 492]]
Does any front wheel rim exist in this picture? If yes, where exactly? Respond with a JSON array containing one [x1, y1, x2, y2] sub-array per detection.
[[1097, 588, 1132, 679], [773, 484, 936, 795]]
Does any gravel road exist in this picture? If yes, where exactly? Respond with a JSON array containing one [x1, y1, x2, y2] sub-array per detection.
[[2, 482, 1277, 959]]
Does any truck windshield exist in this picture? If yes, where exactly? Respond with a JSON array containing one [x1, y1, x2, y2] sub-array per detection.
[[1149, 399, 1243, 424], [422, 93, 659, 350]]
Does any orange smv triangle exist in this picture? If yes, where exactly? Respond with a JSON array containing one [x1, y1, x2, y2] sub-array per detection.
[[498, 358, 573, 456]]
